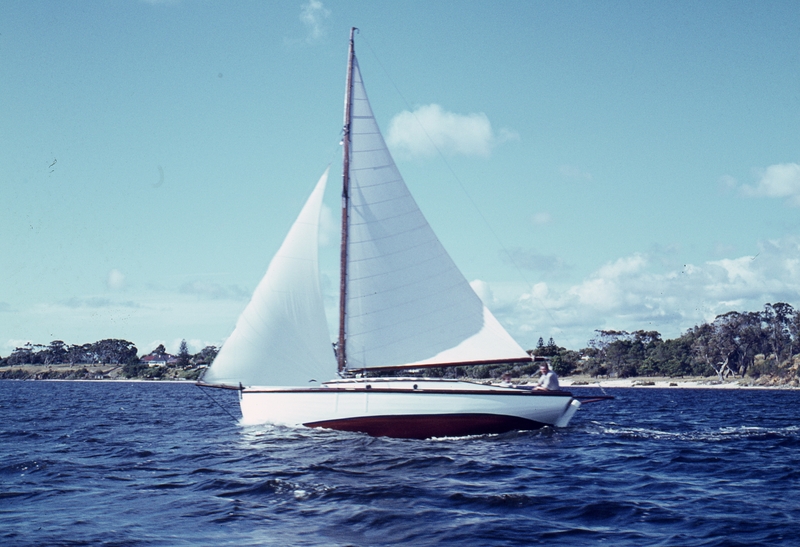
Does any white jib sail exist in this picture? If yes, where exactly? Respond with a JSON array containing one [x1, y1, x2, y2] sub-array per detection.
[[204, 170, 336, 387], [343, 57, 529, 371]]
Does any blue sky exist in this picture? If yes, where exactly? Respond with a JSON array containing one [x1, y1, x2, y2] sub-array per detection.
[[2, 0, 799, 355]]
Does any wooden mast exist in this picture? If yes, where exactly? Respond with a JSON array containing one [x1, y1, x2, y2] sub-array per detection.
[[338, 27, 357, 374]]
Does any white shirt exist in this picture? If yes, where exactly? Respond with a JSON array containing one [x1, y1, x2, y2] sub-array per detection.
[[537, 370, 560, 390]]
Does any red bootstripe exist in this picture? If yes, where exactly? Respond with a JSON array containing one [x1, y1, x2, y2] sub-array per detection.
[[305, 413, 546, 439]]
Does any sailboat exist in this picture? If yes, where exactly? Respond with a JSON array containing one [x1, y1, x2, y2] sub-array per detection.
[[199, 28, 582, 439]]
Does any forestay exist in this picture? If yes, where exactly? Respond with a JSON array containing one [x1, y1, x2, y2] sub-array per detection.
[[343, 57, 529, 371]]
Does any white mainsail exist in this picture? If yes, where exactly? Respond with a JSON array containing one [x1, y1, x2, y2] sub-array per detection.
[[203, 170, 335, 387], [342, 57, 529, 371]]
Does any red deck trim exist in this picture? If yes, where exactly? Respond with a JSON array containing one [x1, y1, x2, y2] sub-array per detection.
[[345, 357, 534, 373], [242, 386, 573, 397]]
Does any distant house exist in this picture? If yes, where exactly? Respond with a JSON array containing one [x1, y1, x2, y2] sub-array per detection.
[[142, 354, 169, 368]]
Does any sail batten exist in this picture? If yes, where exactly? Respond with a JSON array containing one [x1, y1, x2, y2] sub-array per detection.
[[349, 228, 431, 250], [350, 205, 419, 223]]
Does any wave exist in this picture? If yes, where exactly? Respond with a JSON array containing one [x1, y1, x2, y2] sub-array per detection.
[[587, 421, 800, 443]]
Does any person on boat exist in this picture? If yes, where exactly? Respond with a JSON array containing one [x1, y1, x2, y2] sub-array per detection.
[[497, 372, 514, 387], [534, 361, 560, 391]]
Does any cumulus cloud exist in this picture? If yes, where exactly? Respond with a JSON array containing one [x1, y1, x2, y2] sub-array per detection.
[[159, 338, 211, 354], [710, 241, 738, 259], [484, 237, 800, 349], [470, 279, 494, 305], [319, 203, 337, 247], [531, 212, 552, 226], [718, 174, 738, 192], [107, 269, 125, 291], [145, 339, 211, 355], [501, 247, 570, 274], [559, 164, 593, 182], [179, 280, 249, 300], [386, 104, 516, 159], [740, 163, 800, 206], [300, 0, 330, 43], [3, 339, 33, 353], [59, 297, 140, 309]]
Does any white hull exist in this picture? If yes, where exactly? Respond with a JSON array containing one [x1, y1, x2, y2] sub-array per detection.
[[239, 378, 580, 439]]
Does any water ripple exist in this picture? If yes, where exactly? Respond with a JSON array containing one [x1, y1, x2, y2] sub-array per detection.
[[2, 382, 800, 546]]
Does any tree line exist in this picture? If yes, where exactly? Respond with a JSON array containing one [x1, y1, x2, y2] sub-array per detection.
[[0, 339, 218, 380], [576, 302, 800, 381], [424, 302, 800, 383], [3, 302, 800, 383]]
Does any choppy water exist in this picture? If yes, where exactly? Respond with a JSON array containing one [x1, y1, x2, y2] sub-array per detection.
[[2, 381, 799, 546]]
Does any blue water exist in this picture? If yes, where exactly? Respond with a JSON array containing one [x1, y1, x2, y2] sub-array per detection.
[[2, 382, 799, 546]]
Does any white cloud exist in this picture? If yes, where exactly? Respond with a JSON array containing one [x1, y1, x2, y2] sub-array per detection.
[[501, 247, 569, 274], [559, 164, 593, 182], [59, 297, 141, 309], [300, 0, 330, 43], [718, 174, 738, 192], [1, 289, 244, 357], [710, 241, 737, 258], [596, 254, 647, 278], [145, 339, 168, 354], [3, 339, 33, 353], [740, 163, 800, 206], [484, 237, 800, 349], [108, 269, 125, 290], [531, 212, 552, 226], [179, 280, 249, 300], [470, 279, 494, 305], [386, 104, 516, 159], [708, 256, 759, 285], [319, 203, 337, 247], [564, 255, 647, 313], [161, 337, 212, 354]]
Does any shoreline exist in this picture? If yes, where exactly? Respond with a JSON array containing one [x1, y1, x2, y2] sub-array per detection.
[[559, 375, 800, 390], [0, 363, 200, 382], [1, 365, 798, 389]]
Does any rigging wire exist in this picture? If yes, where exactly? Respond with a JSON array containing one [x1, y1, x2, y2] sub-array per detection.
[[196, 384, 240, 422]]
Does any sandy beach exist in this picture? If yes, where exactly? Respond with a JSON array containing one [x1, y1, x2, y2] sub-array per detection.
[[559, 375, 799, 389]]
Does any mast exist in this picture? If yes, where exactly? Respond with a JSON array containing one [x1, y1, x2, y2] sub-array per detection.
[[338, 27, 357, 374]]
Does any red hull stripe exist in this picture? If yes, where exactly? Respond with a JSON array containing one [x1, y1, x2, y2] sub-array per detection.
[[304, 413, 546, 439]]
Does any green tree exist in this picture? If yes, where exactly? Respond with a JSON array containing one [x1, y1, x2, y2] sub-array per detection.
[[762, 302, 794, 366], [549, 348, 580, 376], [178, 339, 191, 368], [193, 345, 219, 365], [122, 360, 147, 378]]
